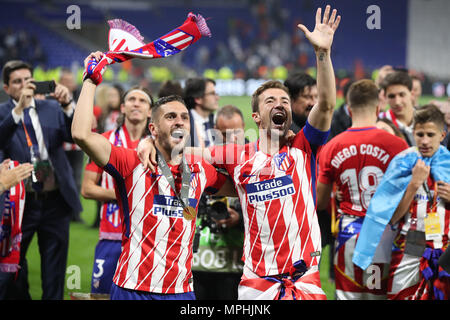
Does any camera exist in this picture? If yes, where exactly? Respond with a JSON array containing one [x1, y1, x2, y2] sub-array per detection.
[[199, 196, 230, 233], [193, 195, 230, 253], [32, 80, 56, 94]]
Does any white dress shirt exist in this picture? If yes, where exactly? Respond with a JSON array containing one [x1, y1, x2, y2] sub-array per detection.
[[11, 98, 49, 160]]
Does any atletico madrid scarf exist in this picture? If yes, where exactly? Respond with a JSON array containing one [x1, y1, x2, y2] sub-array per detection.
[[238, 262, 327, 300], [0, 161, 26, 273], [84, 12, 211, 85]]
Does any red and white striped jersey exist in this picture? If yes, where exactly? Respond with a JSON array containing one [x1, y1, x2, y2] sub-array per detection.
[[85, 124, 142, 240], [210, 123, 328, 277], [318, 127, 408, 217], [105, 145, 225, 294], [0, 161, 26, 272]]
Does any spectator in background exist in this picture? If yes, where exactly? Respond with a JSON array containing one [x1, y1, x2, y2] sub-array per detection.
[[378, 71, 416, 146], [328, 79, 354, 141], [158, 80, 183, 98], [283, 72, 317, 133], [183, 77, 228, 300], [0, 28, 47, 68], [184, 78, 219, 148], [98, 84, 124, 133], [0, 60, 81, 300], [410, 74, 423, 108], [215, 105, 246, 145], [59, 68, 85, 223], [0, 159, 33, 299], [59, 67, 80, 101], [192, 104, 245, 300], [374, 65, 394, 112], [376, 118, 407, 141]]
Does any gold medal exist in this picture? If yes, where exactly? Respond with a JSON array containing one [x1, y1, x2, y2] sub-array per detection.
[[183, 206, 197, 221]]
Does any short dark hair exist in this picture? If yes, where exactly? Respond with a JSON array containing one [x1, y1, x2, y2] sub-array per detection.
[[380, 71, 412, 92], [183, 77, 216, 109], [2, 60, 33, 85], [215, 104, 244, 125], [347, 79, 379, 110], [413, 104, 445, 130], [283, 72, 316, 101], [151, 94, 186, 122], [158, 80, 183, 98], [251, 80, 290, 113]]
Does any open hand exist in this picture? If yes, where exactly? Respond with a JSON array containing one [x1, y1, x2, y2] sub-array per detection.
[[137, 137, 157, 172], [297, 5, 341, 52], [14, 79, 36, 117]]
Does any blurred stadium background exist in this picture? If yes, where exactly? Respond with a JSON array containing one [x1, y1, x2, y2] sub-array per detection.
[[1, 0, 449, 300]]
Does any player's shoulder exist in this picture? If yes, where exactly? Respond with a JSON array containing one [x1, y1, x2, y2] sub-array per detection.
[[110, 143, 138, 159], [102, 129, 115, 139], [320, 128, 353, 150], [370, 128, 409, 149]]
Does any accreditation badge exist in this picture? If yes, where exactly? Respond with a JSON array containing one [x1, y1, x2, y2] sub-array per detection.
[[424, 212, 441, 241]]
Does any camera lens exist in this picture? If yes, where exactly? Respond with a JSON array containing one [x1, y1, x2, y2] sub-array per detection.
[[209, 201, 229, 221]]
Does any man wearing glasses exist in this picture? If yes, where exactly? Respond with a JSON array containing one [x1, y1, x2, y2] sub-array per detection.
[[183, 78, 219, 148]]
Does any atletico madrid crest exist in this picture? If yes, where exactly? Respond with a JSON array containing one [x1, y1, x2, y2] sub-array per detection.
[[273, 152, 291, 172]]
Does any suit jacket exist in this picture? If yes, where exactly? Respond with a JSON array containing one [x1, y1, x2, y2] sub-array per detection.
[[0, 98, 82, 213], [327, 103, 352, 142], [188, 109, 215, 148]]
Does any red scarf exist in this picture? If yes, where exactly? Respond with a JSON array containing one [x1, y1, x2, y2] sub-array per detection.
[[0, 161, 26, 272], [84, 12, 211, 84]]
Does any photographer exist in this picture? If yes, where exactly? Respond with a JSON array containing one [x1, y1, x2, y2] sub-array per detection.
[[192, 105, 245, 300], [0, 60, 81, 299]]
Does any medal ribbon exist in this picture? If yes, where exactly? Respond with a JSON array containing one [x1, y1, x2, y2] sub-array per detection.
[[156, 149, 192, 213]]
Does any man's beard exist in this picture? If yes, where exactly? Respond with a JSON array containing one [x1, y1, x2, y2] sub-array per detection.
[[158, 127, 189, 159]]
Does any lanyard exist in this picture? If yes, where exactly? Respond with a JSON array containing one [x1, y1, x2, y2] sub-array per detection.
[[423, 181, 438, 211], [409, 181, 438, 231], [22, 108, 40, 158], [156, 149, 196, 220]]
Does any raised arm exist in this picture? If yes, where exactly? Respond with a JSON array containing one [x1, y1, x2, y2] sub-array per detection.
[[298, 5, 340, 131], [72, 52, 111, 167]]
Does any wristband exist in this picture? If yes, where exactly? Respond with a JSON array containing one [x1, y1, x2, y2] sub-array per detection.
[[82, 57, 107, 85], [61, 99, 73, 108]]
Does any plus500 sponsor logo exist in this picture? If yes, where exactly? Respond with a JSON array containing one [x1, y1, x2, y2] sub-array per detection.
[[152, 195, 197, 219], [245, 175, 295, 204]]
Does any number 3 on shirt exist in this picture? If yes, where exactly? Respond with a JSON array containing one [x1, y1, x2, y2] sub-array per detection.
[[93, 259, 105, 278], [340, 166, 384, 211]]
